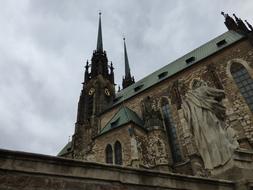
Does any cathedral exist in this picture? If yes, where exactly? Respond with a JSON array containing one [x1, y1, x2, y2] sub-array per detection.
[[1, 12, 253, 190], [58, 12, 253, 177]]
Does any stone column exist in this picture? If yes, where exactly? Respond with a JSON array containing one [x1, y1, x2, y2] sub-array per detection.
[[147, 126, 172, 171]]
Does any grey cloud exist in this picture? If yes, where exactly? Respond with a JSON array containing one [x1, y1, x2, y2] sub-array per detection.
[[0, 0, 253, 155]]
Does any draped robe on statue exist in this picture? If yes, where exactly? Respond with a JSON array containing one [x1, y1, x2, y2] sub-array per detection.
[[182, 83, 238, 169]]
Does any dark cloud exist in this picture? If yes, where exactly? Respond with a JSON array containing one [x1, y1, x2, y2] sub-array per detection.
[[0, 0, 253, 155]]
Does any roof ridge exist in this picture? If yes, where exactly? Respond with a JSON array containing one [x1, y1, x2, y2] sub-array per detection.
[[123, 106, 130, 122], [113, 30, 244, 105]]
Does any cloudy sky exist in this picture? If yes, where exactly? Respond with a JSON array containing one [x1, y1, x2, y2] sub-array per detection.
[[0, 0, 253, 156]]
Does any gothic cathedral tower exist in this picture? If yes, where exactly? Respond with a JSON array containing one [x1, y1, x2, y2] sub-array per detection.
[[72, 13, 115, 159]]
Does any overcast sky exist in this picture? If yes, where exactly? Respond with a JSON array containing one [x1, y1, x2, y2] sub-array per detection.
[[0, 0, 253, 156]]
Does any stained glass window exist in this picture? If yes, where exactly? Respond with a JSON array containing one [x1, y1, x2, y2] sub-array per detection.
[[114, 141, 122, 165], [161, 99, 182, 163], [231, 62, 253, 112], [105, 144, 113, 164]]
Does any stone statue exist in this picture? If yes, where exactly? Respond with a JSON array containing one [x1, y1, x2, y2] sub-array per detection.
[[181, 79, 239, 169], [141, 96, 163, 128]]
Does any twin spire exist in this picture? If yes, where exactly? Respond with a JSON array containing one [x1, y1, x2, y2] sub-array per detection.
[[95, 12, 135, 89], [122, 38, 135, 89], [96, 12, 103, 52], [124, 38, 130, 78]]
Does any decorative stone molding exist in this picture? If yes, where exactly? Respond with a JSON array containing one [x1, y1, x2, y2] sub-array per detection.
[[226, 58, 253, 79]]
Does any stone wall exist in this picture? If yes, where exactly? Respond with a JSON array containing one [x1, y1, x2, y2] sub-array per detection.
[[135, 126, 171, 170], [0, 149, 238, 190], [92, 123, 136, 166]]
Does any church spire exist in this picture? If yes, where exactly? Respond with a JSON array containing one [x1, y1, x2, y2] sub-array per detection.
[[124, 38, 131, 78], [122, 38, 135, 89], [90, 12, 110, 79], [96, 12, 103, 52]]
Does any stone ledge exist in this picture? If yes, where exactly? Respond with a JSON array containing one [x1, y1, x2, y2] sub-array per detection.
[[210, 149, 253, 181], [0, 148, 236, 190]]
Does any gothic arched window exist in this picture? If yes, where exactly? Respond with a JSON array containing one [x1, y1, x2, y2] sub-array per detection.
[[231, 62, 253, 112], [105, 144, 113, 164], [161, 98, 182, 163], [114, 141, 122, 165]]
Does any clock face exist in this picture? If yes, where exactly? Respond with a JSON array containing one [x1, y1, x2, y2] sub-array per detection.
[[104, 88, 110, 96], [88, 88, 95, 96]]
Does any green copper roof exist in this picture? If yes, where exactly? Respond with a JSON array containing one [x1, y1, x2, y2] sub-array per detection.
[[57, 141, 72, 156], [100, 106, 144, 135], [112, 30, 244, 106]]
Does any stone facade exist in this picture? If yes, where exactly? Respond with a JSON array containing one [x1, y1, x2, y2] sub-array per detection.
[[87, 39, 253, 174], [3, 13, 253, 190], [57, 16, 253, 185]]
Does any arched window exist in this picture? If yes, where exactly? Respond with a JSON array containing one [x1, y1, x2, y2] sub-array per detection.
[[105, 144, 113, 164], [231, 62, 253, 112], [161, 98, 182, 163], [114, 141, 122, 165]]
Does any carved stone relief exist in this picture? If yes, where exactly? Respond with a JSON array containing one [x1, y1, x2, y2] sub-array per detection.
[[141, 96, 163, 129]]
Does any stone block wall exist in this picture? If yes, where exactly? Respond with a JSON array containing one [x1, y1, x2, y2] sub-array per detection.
[[93, 38, 253, 175], [92, 123, 133, 165], [0, 149, 238, 190]]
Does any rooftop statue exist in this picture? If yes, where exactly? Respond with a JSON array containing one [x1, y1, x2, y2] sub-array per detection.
[[181, 79, 239, 169]]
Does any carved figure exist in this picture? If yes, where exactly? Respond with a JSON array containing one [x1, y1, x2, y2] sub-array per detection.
[[141, 96, 163, 128], [181, 80, 238, 169]]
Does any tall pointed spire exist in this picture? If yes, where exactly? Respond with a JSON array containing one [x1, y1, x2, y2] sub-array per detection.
[[124, 38, 131, 78], [96, 12, 103, 52], [90, 11, 110, 79], [122, 38, 135, 89]]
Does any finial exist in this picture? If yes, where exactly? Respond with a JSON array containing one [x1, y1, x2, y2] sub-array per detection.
[[221, 11, 229, 18], [122, 32, 126, 41], [85, 60, 89, 69], [99, 11, 101, 16], [245, 20, 253, 31], [110, 61, 114, 71], [233, 13, 239, 21]]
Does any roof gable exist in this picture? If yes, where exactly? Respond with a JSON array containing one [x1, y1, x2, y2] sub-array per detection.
[[57, 141, 72, 156], [100, 106, 144, 135]]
